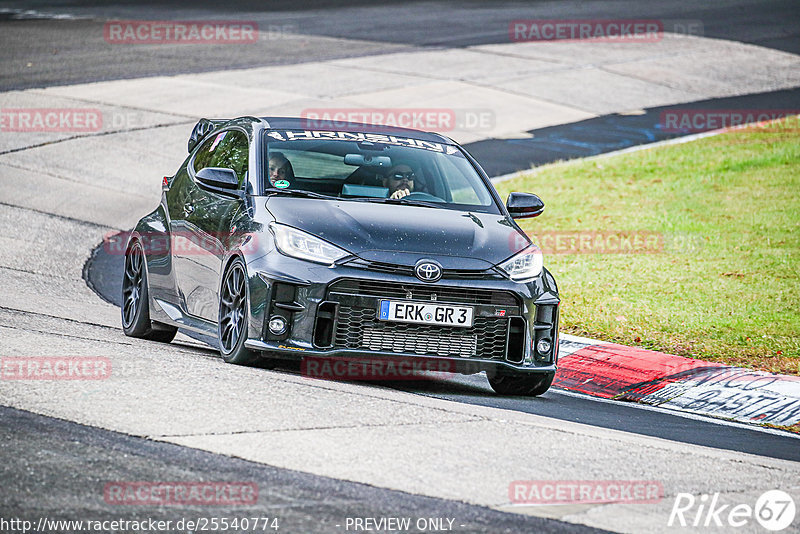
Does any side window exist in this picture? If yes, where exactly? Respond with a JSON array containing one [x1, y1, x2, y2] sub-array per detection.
[[434, 155, 491, 206], [192, 130, 249, 188]]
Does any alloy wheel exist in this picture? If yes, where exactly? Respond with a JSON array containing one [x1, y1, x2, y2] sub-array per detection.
[[122, 242, 144, 328], [220, 262, 247, 353]]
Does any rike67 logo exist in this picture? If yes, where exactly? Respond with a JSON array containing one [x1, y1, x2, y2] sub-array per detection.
[[669, 490, 796, 531]]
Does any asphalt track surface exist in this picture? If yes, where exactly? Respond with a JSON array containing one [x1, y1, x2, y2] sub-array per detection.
[[1, 0, 799, 90], [0, 405, 606, 534], [2, 1, 798, 176], [3, 1, 800, 531]]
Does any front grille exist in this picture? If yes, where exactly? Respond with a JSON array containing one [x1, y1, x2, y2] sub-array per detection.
[[331, 298, 509, 359], [329, 279, 518, 307], [343, 258, 503, 280], [363, 328, 477, 358]]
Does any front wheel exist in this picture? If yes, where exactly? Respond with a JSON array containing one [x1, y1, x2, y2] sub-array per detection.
[[487, 370, 554, 396], [121, 240, 177, 343], [218, 258, 260, 365]]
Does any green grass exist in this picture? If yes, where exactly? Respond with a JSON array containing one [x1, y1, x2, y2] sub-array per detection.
[[495, 124, 800, 374]]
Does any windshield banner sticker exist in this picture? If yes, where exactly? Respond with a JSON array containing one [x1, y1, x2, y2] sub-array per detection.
[[281, 130, 456, 153]]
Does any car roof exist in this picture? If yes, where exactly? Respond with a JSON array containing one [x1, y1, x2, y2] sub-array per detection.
[[259, 116, 453, 144]]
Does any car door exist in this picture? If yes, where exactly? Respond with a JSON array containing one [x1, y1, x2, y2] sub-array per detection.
[[166, 159, 203, 315], [176, 129, 249, 322]]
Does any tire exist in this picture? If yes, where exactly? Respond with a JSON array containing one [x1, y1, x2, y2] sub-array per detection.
[[218, 258, 260, 365], [488, 370, 554, 396], [121, 240, 178, 343]]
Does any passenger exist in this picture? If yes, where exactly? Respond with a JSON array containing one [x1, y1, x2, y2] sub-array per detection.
[[268, 152, 294, 187]]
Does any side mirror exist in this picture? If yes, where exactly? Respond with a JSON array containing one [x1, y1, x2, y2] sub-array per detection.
[[506, 192, 544, 218], [196, 167, 239, 190]]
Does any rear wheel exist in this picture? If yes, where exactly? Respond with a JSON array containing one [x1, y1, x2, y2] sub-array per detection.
[[488, 369, 554, 396], [121, 240, 177, 343], [218, 258, 259, 365]]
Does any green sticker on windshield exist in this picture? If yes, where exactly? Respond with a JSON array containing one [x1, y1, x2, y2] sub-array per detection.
[[274, 179, 290, 189]]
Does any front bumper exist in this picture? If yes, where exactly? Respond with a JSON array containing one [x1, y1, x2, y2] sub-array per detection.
[[244, 252, 559, 375]]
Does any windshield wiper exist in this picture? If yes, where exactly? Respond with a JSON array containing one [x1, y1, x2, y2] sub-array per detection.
[[348, 197, 445, 209], [266, 189, 445, 209], [264, 188, 338, 200], [390, 197, 445, 209]]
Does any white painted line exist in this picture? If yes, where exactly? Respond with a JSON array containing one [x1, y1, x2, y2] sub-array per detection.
[[0, 8, 84, 20], [559, 333, 610, 346]]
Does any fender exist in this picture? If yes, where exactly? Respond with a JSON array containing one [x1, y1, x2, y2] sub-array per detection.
[[130, 204, 179, 320]]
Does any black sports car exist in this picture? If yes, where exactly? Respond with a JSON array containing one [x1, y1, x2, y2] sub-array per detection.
[[122, 117, 559, 395]]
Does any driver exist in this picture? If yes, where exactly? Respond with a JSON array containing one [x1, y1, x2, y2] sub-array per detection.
[[383, 163, 416, 199], [268, 152, 295, 187]]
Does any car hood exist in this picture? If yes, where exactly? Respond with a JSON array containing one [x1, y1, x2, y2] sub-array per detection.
[[264, 197, 529, 269]]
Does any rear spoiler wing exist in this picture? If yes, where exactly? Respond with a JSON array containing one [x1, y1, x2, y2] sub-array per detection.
[[187, 118, 228, 153]]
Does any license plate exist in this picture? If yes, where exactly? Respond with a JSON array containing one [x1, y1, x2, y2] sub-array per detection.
[[377, 300, 474, 328]]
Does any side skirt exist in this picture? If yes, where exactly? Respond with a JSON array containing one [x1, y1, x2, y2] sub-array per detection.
[[153, 298, 218, 337]]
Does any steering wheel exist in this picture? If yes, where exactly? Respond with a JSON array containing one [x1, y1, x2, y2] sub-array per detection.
[[403, 191, 445, 202]]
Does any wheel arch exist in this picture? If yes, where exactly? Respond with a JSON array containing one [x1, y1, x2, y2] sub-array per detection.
[[122, 231, 158, 322], [220, 248, 274, 344]]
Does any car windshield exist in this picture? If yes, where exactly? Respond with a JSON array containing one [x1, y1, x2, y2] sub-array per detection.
[[263, 130, 498, 213]]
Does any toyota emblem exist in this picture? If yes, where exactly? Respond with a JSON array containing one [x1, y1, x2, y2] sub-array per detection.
[[414, 260, 442, 283]]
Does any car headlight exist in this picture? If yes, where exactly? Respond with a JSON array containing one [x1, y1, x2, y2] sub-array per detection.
[[498, 245, 543, 282], [269, 223, 350, 266]]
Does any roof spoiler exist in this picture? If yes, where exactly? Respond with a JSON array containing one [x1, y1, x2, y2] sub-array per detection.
[[187, 118, 228, 153]]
